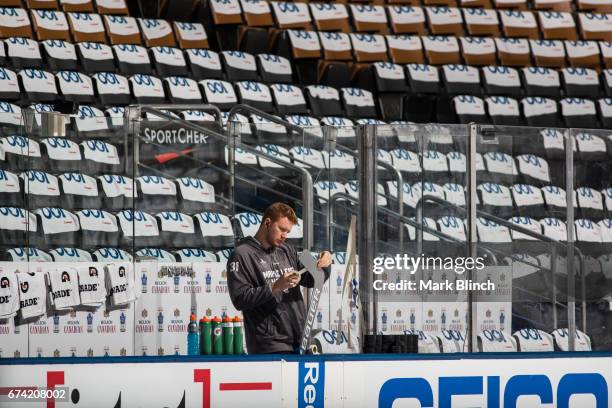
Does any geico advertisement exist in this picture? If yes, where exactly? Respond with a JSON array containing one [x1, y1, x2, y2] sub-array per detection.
[[0, 356, 610, 407]]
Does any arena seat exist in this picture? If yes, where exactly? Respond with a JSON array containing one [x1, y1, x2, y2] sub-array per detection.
[[94, 0, 128, 15], [104, 15, 142, 45], [565, 40, 601, 68], [138, 18, 175, 47], [43, 39, 78, 70], [423, 35, 460, 65], [350, 4, 388, 34], [60, 0, 94, 13], [501, 10, 539, 39], [148, 46, 185, 76], [496, 37, 531, 67], [464, 7, 500, 36], [271, 1, 311, 30], [460, 37, 497, 66], [31, 9, 70, 41], [93, 71, 130, 105], [310, 2, 349, 32], [539, 11, 577, 41], [388, 5, 426, 35], [68, 11, 105, 43]]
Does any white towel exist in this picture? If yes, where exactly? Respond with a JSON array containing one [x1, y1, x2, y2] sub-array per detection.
[[105, 263, 136, 306], [0, 270, 19, 318], [46, 267, 80, 310], [77, 265, 106, 307], [16, 272, 46, 319]]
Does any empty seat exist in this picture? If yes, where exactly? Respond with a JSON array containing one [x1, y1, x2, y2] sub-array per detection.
[[305, 84, 342, 117], [0, 168, 20, 207], [579, 13, 612, 41], [92, 248, 132, 262], [512, 183, 546, 217], [460, 37, 497, 66], [42, 39, 77, 70], [271, 1, 311, 30], [539, 11, 577, 41], [241, 0, 273, 28], [129, 74, 165, 103], [77, 209, 119, 248], [350, 33, 388, 62], [451, 94, 486, 124], [138, 18, 175, 47], [565, 40, 601, 69], [163, 76, 201, 103], [200, 79, 238, 110], [0, 101, 21, 131], [477, 217, 512, 243], [530, 39, 566, 68], [422, 35, 460, 65], [406, 63, 440, 93], [21, 170, 60, 208], [96, 174, 133, 212], [221, 50, 257, 81], [77, 42, 115, 72], [522, 67, 561, 97], [81, 139, 120, 174], [116, 209, 159, 248], [561, 97, 597, 128], [60, 0, 93, 12], [386, 34, 424, 64], [598, 98, 612, 128], [18, 68, 58, 101], [112, 44, 151, 75], [522, 97, 560, 126], [67, 12, 105, 43], [175, 248, 217, 262], [156, 211, 197, 248], [0, 8, 33, 39], [501, 10, 539, 39], [285, 114, 324, 147], [151, 46, 188, 76], [483, 66, 522, 96], [310, 2, 349, 32], [542, 185, 571, 217], [388, 5, 426, 35], [104, 15, 141, 45], [427, 6, 464, 36], [516, 154, 551, 186], [60, 172, 99, 209], [463, 7, 500, 36], [508, 216, 542, 240], [176, 176, 215, 213], [137, 174, 177, 212], [31, 9, 70, 41], [601, 41, 612, 69], [73, 105, 108, 136], [271, 83, 307, 114], [314, 180, 346, 205], [576, 186, 604, 219], [236, 80, 273, 112], [6, 37, 41, 68], [209, 0, 242, 25], [496, 37, 531, 67], [95, 0, 128, 15], [256, 143, 292, 176], [374, 61, 408, 92], [534, 0, 572, 12], [482, 151, 517, 184], [135, 247, 175, 261], [4, 246, 52, 262], [318, 31, 352, 61], [281, 29, 321, 59], [350, 4, 388, 34], [0, 207, 37, 245], [36, 207, 80, 247], [575, 131, 607, 161], [487, 96, 521, 126], [341, 87, 377, 118], [49, 247, 93, 262], [575, 219, 602, 243], [57, 71, 94, 103], [93, 72, 130, 105], [561, 67, 600, 97], [257, 53, 292, 83], [0, 67, 19, 100], [186, 49, 223, 80], [173, 22, 208, 49], [442, 64, 481, 95], [193, 211, 234, 248], [320, 116, 356, 148]]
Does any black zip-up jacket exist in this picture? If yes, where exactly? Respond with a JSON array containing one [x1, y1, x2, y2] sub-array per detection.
[[227, 237, 330, 354]]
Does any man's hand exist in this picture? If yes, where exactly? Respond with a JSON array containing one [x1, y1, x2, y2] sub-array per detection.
[[317, 251, 332, 269], [271, 271, 300, 294]]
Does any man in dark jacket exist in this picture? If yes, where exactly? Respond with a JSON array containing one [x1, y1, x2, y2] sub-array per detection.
[[227, 203, 331, 354]]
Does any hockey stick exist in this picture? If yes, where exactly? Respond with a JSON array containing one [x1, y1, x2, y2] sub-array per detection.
[[298, 251, 326, 354]]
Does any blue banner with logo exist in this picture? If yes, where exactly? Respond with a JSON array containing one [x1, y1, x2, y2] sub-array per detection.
[[298, 360, 325, 408]]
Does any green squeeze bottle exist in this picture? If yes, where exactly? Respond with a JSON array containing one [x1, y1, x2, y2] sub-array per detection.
[[222, 315, 234, 355], [200, 317, 212, 355], [233, 316, 244, 355], [212, 316, 223, 355]]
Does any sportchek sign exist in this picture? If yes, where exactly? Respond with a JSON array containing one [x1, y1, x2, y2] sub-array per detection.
[[0, 354, 610, 407]]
